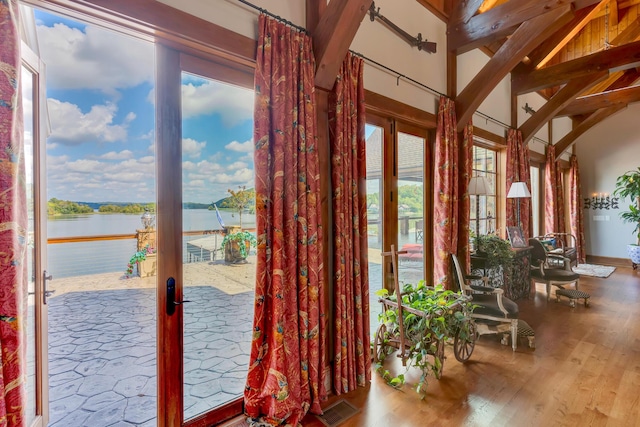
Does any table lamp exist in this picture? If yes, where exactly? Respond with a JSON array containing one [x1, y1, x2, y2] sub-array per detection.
[[507, 181, 531, 229]]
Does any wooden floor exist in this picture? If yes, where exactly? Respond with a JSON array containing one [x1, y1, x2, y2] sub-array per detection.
[[302, 266, 640, 427]]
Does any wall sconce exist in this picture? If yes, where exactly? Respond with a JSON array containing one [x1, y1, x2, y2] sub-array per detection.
[[583, 193, 619, 210]]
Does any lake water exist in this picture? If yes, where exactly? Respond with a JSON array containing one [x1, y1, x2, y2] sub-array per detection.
[[47, 209, 255, 278]]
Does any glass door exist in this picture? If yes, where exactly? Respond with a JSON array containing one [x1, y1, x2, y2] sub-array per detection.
[[396, 124, 428, 286], [22, 42, 49, 427], [156, 46, 255, 426]]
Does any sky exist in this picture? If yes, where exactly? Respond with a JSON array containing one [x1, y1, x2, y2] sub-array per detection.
[[34, 8, 255, 204]]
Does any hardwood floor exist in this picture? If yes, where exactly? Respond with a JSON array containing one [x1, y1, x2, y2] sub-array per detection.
[[303, 267, 640, 426]]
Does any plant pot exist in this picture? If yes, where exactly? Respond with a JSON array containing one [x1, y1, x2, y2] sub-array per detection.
[[225, 240, 250, 263], [138, 253, 157, 277], [627, 244, 640, 269]]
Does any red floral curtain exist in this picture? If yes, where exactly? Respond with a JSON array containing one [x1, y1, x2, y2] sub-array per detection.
[[458, 121, 473, 270], [245, 15, 326, 425], [328, 52, 370, 395], [506, 129, 532, 239], [544, 145, 566, 234], [0, 1, 26, 425], [569, 155, 586, 263], [433, 96, 458, 288]]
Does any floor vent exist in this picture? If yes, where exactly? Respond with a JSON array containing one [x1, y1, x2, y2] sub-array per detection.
[[316, 399, 359, 427]]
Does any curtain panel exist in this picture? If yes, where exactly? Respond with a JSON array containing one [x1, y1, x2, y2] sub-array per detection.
[[506, 129, 532, 239], [0, 1, 27, 425], [544, 146, 566, 235], [432, 96, 459, 289], [245, 14, 326, 426], [328, 53, 371, 395], [458, 121, 473, 270], [569, 155, 586, 263]]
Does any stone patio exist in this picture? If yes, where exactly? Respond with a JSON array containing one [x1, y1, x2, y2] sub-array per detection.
[[47, 260, 255, 427]]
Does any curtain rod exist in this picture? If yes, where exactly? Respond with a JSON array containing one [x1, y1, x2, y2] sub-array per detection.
[[236, 0, 520, 136], [236, 0, 309, 34]]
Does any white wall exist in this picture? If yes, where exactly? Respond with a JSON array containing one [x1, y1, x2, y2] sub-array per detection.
[[156, 0, 305, 40], [576, 103, 639, 258], [350, 0, 446, 115]]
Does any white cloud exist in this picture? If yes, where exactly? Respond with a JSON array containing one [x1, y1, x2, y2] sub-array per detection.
[[47, 99, 131, 146], [182, 138, 206, 159], [227, 161, 248, 171], [182, 81, 254, 127], [209, 167, 253, 185], [96, 150, 134, 160], [36, 23, 153, 92], [225, 139, 253, 153]]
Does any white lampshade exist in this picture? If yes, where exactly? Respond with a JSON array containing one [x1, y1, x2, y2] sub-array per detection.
[[507, 182, 531, 199], [468, 176, 494, 196]]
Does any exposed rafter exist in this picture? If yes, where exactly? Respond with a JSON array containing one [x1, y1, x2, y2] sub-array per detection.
[[449, 0, 485, 26], [554, 104, 626, 157], [557, 84, 640, 116], [519, 2, 606, 70], [312, 0, 372, 90], [448, 0, 575, 55], [455, 5, 574, 131], [519, 72, 608, 143], [512, 39, 640, 94]]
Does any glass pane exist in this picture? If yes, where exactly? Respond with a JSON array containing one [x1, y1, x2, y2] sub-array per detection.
[[530, 166, 540, 237], [397, 132, 424, 286], [365, 124, 383, 340], [471, 146, 498, 239], [22, 65, 37, 426], [36, 8, 159, 426], [181, 73, 255, 419]]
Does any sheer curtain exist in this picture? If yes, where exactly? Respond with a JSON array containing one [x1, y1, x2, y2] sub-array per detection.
[[244, 14, 326, 425], [0, 1, 27, 425], [329, 52, 371, 395]]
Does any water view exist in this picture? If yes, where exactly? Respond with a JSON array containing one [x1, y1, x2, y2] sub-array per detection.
[[47, 209, 256, 278]]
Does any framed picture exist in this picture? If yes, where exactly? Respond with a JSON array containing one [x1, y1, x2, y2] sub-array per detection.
[[507, 226, 527, 248]]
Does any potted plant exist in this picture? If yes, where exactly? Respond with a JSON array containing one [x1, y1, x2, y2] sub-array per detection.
[[613, 167, 640, 269], [373, 282, 473, 396], [475, 234, 514, 270], [221, 230, 257, 263], [125, 244, 156, 278]]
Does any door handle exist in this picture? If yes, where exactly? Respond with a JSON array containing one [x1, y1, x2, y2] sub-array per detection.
[[43, 270, 55, 305], [166, 277, 191, 316]]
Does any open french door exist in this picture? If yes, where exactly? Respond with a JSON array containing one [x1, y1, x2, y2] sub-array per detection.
[[22, 41, 50, 427], [156, 44, 255, 426]]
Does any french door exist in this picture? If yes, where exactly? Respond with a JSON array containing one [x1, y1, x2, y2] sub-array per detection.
[[156, 45, 255, 426], [365, 116, 430, 338], [22, 41, 49, 427]]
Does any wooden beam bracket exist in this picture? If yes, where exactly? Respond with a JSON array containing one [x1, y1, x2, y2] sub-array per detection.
[[369, 2, 436, 53]]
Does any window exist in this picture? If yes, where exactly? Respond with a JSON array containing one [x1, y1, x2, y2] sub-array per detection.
[[471, 146, 498, 236], [530, 165, 540, 237]]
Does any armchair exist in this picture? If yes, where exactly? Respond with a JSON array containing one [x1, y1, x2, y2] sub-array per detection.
[[535, 233, 578, 267], [528, 238, 590, 307], [451, 254, 535, 351]]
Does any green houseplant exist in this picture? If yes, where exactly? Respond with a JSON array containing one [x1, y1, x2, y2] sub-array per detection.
[[374, 282, 473, 397], [613, 167, 640, 268], [475, 234, 514, 270], [221, 230, 257, 263]]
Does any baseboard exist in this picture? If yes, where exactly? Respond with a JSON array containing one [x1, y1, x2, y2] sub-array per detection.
[[585, 255, 631, 268]]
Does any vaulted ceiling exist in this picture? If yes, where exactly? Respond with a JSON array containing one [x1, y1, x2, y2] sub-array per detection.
[[436, 0, 640, 157]]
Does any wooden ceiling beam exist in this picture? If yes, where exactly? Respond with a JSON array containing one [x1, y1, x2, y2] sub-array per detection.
[[455, 5, 574, 131], [610, 0, 619, 26], [306, 0, 327, 33], [448, 0, 574, 54], [313, 0, 372, 90], [512, 38, 640, 94], [557, 84, 640, 116], [519, 2, 606, 70], [520, 72, 608, 142], [449, 0, 486, 26], [554, 104, 626, 157]]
